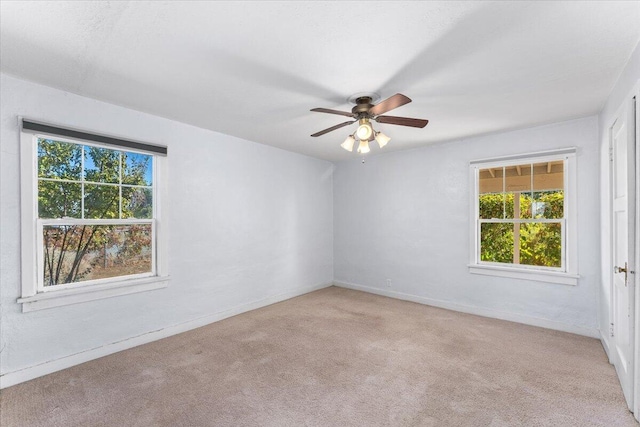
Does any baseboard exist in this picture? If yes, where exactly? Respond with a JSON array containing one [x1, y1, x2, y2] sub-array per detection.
[[334, 280, 600, 338], [0, 281, 332, 389], [600, 329, 612, 362]]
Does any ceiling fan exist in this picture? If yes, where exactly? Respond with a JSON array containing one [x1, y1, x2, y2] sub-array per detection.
[[310, 93, 429, 153]]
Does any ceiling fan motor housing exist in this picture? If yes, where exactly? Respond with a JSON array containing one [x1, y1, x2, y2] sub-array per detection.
[[352, 97, 374, 117]]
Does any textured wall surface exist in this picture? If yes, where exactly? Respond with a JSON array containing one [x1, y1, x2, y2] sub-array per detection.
[[334, 116, 600, 334], [0, 74, 334, 376]]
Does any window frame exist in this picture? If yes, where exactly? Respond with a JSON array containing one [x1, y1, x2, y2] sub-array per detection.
[[19, 119, 169, 312], [468, 148, 579, 285]]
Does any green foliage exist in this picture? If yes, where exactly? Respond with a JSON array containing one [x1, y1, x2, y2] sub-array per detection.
[[38, 181, 82, 218], [38, 139, 153, 286], [480, 223, 514, 263], [519, 223, 561, 267], [479, 193, 506, 219], [533, 191, 563, 219], [38, 140, 82, 218], [38, 139, 81, 180], [85, 146, 120, 183], [122, 187, 152, 219], [478, 191, 564, 268], [84, 184, 119, 219]]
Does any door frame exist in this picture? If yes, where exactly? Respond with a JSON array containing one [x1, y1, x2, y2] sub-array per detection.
[[608, 80, 639, 416], [633, 80, 640, 419]]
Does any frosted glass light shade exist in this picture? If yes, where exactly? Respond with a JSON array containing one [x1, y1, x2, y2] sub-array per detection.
[[356, 122, 373, 140], [341, 135, 356, 152], [375, 131, 390, 148], [357, 139, 370, 154]]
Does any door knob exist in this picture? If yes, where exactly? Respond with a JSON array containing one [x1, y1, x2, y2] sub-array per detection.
[[614, 264, 627, 274], [615, 262, 634, 286]]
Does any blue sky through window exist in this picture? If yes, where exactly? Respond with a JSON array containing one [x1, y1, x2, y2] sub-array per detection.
[[82, 146, 152, 186], [126, 152, 153, 186]]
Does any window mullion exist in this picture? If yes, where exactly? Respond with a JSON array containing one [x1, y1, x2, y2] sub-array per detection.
[[530, 162, 534, 204], [38, 218, 153, 225], [480, 218, 563, 224], [502, 166, 506, 219], [119, 151, 123, 219], [81, 145, 85, 219]]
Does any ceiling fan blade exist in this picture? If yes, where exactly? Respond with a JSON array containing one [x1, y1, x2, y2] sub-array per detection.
[[311, 120, 356, 137], [369, 93, 412, 116], [375, 115, 429, 128], [310, 108, 354, 117]]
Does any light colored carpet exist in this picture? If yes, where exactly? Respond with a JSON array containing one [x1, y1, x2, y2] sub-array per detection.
[[0, 286, 635, 426]]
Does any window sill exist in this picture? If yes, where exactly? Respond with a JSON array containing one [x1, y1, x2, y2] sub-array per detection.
[[17, 276, 170, 312], [468, 264, 578, 285]]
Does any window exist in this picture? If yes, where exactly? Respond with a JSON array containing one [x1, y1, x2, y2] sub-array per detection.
[[19, 120, 169, 311], [469, 148, 578, 285], [38, 138, 155, 288]]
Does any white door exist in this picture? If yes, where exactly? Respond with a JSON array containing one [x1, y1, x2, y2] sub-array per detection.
[[611, 96, 637, 410]]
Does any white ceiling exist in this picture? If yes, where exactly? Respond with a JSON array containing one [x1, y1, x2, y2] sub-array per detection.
[[1, 1, 639, 162]]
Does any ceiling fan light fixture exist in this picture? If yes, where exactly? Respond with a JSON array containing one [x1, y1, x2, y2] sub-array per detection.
[[357, 139, 370, 154], [356, 119, 373, 141], [341, 135, 356, 152], [310, 93, 428, 155], [375, 131, 390, 148]]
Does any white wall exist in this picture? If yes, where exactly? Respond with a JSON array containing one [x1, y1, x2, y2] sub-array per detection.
[[598, 41, 640, 351], [334, 116, 600, 336], [0, 74, 334, 383]]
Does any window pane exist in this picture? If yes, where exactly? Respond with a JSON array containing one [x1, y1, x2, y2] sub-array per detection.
[[42, 224, 152, 287], [38, 180, 82, 218], [504, 193, 518, 219], [479, 193, 505, 219], [478, 167, 503, 194], [122, 187, 153, 219], [517, 192, 533, 220], [84, 184, 119, 219], [505, 164, 532, 219], [533, 161, 563, 192], [123, 152, 153, 186], [504, 164, 531, 193], [532, 191, 564, 219], [83, 146, 121, 184], [532, 161, 564, 219], [519, 222, 562, 267], [38, 139, 82, 180], [480, 222, 514, 263]]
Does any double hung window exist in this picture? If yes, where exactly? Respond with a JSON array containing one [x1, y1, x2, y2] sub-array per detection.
[[37, 138, 155, 289], [19, 120, 169, 311], [469, 148, 578, 285]]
